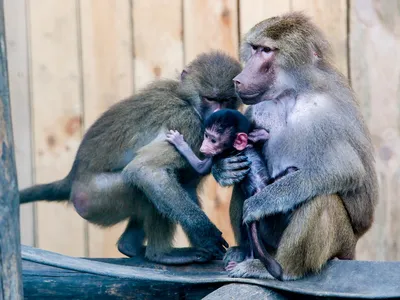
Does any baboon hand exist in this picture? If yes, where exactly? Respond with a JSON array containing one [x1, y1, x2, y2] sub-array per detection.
[[243, 197, 264, 224], [211, 153, 251, 186], [248, 128, 270, 143], [166, 130, 187, 149], [190, 226, 229, 259]]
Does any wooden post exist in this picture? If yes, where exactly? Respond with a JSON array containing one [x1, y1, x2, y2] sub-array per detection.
[[0, 0, 24, 298]]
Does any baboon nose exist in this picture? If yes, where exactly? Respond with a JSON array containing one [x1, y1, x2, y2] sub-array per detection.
[[233, 79, 241, 90]]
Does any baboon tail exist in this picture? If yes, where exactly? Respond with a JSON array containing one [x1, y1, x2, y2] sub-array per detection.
[[19, 178, 71, 204], [251, 222, 284, 281]]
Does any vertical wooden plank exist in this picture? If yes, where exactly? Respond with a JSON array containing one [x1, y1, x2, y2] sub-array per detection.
[[133, 0, 183, 91], [239, 0, 291, 36], [132, 0, 188, 248], [79, 0, 134, 258], [183, 0, 239, 62], [0, 0, 24, 296], [292, 0, 348, 76], [237, 1, 290, 246], [28, 0, 85, 256], [183, 0, 239, 246], [350, 0, 400, 261], [4, 0, 35, 247]]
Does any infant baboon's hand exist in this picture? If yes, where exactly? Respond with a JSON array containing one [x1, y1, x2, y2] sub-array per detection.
[[166, 130, 186, 148], [248, 128, 270, 143]]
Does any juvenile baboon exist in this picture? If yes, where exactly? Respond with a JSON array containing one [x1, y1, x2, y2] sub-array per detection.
[[212, 12, 378, 279], [20, 52, 243, 264]]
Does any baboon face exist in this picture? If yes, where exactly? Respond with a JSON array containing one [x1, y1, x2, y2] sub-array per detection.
[[233, 45, 279, 105], [234, 13, 331, 105], [181, 52, 243, 119]]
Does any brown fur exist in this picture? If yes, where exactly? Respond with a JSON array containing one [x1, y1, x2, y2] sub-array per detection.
[[241, 12, 332, 69], [20, 51, 242, 264]]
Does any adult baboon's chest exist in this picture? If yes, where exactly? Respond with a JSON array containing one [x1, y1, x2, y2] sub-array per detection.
[[250, 98, 298, 177]]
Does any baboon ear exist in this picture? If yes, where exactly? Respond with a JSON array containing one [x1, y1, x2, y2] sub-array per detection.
[[181, 69, 189, 80], [233, 132, 248, 151]]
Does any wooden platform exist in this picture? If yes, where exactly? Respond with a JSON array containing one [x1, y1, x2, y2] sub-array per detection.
[[22, 246, 400, 299]]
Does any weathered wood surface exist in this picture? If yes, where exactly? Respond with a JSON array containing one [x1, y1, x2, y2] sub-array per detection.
[[204, 284, 289, 300], [23, 261, 222, 299], [21, 246, 400, 299], [28, 0, 87, 256], [350, 0, 400, 261], [292, 0, 348, 76], [133, 0, 183, 91], [3, 0, 35, 247], [239, 0, 291, 35], [132, 0, 192, 250], [79, 0, 134, 258], [183, 0, 240, 247], [3, 0, 400, 262], [0, 0, 23, 298]]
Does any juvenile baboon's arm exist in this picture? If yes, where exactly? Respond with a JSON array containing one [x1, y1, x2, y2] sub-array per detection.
[[242, 142, 366, 224], [122, 139, 228, 257], [166, 130, 213, 175]]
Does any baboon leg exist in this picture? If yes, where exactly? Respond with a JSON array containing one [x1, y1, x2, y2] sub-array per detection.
[[228, 195, 357, 280], [117, 218, 146, 257], [144, 208, 213, 265], [275, 194, 356, 280], [70, 173, 148, 257], [223, 186, 247, 266], [70, 172, 218, 264], [70, 172, 135, 226]]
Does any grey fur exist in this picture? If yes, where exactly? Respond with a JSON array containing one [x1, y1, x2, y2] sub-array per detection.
[[213, 12, 377, 279]]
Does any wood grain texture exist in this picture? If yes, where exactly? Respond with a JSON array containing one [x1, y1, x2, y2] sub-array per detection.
[[183, 0, 240, 246], [79, 0, 134, 258], [0, 0, 24, 296], [350, 0, 400, 261], [132, 0, 189, 249], [133, 0, 183, 91], [239, 0, 291, 36], [5, 0, 399, 261], [292, 0, 348, 76], [4, 0, 35, 246], [23, 261, 223, 299], [27, 0, 86, 256], [21, 245, 400, 299], [183, 0, 239, 62], [204, 284, 288, 300]]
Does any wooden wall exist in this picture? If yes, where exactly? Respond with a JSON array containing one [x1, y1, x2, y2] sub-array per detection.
[[3, 0, 400, 260]]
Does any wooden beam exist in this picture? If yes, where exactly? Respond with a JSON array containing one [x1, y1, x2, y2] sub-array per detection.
[[4, 0, 36, 247], [21, 245, 400, 299], [0, 0, 23, 298], [22, 260, 224, 299], [203, 283, 288, 300]]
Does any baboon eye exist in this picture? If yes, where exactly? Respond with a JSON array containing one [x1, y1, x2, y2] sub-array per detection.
[[262, 47, 272, 53], [205, 133, 209, 138], [211, 139, 216, 144], [251, 44, 258, 51]]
